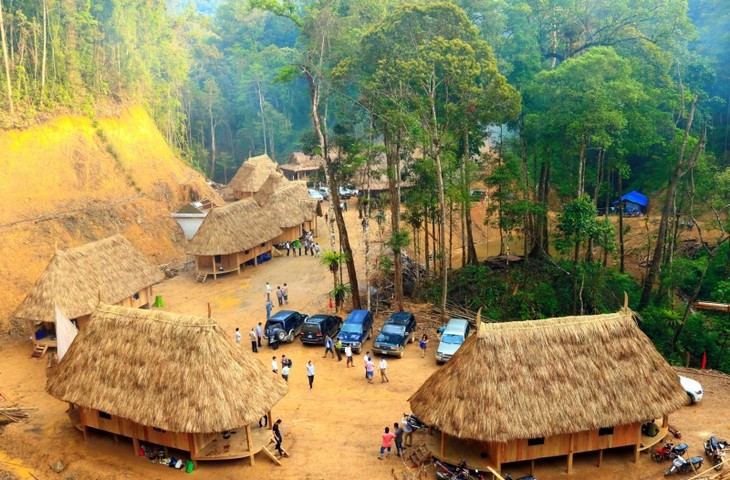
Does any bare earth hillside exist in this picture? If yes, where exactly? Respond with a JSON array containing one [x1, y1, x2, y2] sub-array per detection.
[[0, 106, 221, 332]]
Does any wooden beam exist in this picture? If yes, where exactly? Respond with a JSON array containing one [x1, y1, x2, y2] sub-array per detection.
[[695, 301, 730, 313], [440, 430, 445, 457], [567, 433, 574, 473], [132, 436, 139, 455], [246, 424, 255, 466], [598, 448, 604, 467]]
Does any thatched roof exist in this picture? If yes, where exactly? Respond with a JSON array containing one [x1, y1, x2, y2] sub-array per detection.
[[187, 198, 282, 256], [46, 304, 287, 432], [14, 235, 164, 322], [279, 152, 325, 173], [409, 310, 687, 443], [254, 173, 316, 228], [229, 154, 279, 194]]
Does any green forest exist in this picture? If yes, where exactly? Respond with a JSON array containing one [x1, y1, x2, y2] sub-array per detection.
[[1, 0, 728, 371]]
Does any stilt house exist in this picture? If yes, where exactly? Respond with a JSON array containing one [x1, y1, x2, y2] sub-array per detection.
[[229, 154, 279, 200], [46, 304, 288, 467], [409, 307, 687, 476], [279, 152, 324, 182], [254, 171, 320, 242], [13, 235, 164, 354], [187, 198, 281, 281]]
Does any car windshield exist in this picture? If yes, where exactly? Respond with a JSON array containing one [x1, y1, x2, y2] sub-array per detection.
[[382, 324, 405, 334], [441, 334, 464, 344], [340, 323, 363, 334], [377, 332, 403, 344], [302, 323, 321, 334]]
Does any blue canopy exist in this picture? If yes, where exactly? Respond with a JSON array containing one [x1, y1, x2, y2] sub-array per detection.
[[621, 191, 648, 207]]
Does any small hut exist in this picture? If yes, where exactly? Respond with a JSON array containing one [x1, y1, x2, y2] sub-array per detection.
[[409, 307, 687, 475], [46, 304, 288, 467], [279, 152, 325, 182], [229, 154, 279, 199], [13, 235, 164, 354], [254, 172, 320, 241], [187, 198, 282, 281]]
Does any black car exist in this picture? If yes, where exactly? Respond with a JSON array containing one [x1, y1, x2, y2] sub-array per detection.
[[300, 314, 343, 345], [371, 312, 417, 358], [265, 310, 308, 344]]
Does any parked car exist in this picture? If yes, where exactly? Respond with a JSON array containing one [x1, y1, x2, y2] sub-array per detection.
[[318, 186, 330, 200], [372, 312, 417, 358], [679, 375, 703, 404], [470, 189, 486, 201], [265, 310, 308, 344], [339, 186, 358, 198], [308, 189, 324, 201], [300, 314, 343, 345], [435, 318, 471, 363], [336, 309, 374, 353]]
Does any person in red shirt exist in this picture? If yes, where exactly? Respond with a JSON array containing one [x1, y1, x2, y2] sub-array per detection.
[[378, 426, 396, 459]]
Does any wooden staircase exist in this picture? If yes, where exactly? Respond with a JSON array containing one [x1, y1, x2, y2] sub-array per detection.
[[31, 344, 48, 359], [196, 272, 208, 283]]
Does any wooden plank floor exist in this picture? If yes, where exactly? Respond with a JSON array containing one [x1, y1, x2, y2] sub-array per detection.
[[194, 426, 273, 461]]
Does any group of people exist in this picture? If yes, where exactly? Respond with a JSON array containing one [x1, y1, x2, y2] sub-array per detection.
[[281, 230, 319, 257], [235, 323, 265, 353], [378, 416, 415, 459], [362, 351, 389, 384]]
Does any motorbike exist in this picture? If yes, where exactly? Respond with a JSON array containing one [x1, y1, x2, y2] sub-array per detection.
[[664, 454, 704, 476], [704, 436, 729, 471], [433, 460, 483, 480], [504, 474, 537, 480], [403, 412, 428, 432], [652, 442, 689, 462]]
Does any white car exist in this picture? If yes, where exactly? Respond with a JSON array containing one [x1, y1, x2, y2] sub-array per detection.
[[318, 187, 330, 200], [308, 189, 324, 201], [679, 375, 703, 404]]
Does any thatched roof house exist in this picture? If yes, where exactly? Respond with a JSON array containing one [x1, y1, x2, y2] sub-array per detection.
[[229, 154, 279, 199], [409, 308, 687, 474], [47, 304, 287, 465], [187, 198, 282, 280], [254, 172, 319, 241], [279, 152, 325, 181], [14, 235, 163, 352]]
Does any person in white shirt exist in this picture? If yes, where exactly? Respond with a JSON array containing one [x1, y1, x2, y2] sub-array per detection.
[[281, 364, 290, 382], [271, 356, 278, 373], [345, 345, 353, 367], [265, 281, 272, 301], [249, 328, 258, 352], [363, 351, 372, 379], [379, 357, 389, 383], [234, 327, 241, 344], [306, 361, 315, 389]]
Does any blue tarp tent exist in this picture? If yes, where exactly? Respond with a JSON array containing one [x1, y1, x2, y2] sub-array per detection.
[[621, 191, 648, 215]]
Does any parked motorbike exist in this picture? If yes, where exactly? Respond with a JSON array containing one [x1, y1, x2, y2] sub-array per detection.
[[664, 455, 704, 476], [652, 442, 689, 462], [433, 460, 483, 480], [704, 436, 729, 471], [403, 412, 428, 432], [504, 474, 537, 480]]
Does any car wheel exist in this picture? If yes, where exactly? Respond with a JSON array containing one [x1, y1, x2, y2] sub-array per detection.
[[277, 330, 287, 342], [367, 328, 372, 340], [398, 350, 404, 358], [686, 392, 695, 405]]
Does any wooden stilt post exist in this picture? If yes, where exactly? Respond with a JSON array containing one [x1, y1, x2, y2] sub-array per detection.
[[268, 410, 273, 430], [113, 433, 118, 445], [440, 431, 445, 457], [132, 436, 139, 455], [567, 433, 574, 473], [246, 424, 255, 466], [598, 449, 604, 467], [531, 459, 536, 475]]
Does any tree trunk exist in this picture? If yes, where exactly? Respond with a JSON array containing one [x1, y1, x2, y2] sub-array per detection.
[[435, 151, 448, 321], [40, 0, 47, 107], [385, 131, 403, 311], [424, 205, 430, 277], [0, 0, 14, 114], [639, 95, 702, 309], [256, 79, 268, 156], [530, 159, 551, 257], [618, 173, 625, 273]]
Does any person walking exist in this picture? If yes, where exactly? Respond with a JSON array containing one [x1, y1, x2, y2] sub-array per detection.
[[393, 422, 404, 457], [365, 357, 375, 384], [271, 356, 278, 374], [378, 426, 396, 459], [273, 419, 288, 458], [276, 286, 284, 306], [379, 357, 389, 383], [363, 351, 372, 379], [285, 241, 291, 256], [258, 414, 268, 428], [265, 299, 274, 320], [345, 344, 353, 367], [256, 322, 263, 347], [402, 415, 413, 447], [334, 338, 342, 361], [249, 328, 258, 352], [314, 243, 320, 257], [419, 334, 429, 358], [282, 283, 289, 304], [281, 362, 290, 382], [306, 360, 315, 389], [234, 327, 241, 345], [322, 335, 334, 358], [295, 237, 302, 256], [265, 281, 272, 301]]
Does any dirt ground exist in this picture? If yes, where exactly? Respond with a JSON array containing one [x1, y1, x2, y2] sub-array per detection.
[[1, 201, 729, 480]]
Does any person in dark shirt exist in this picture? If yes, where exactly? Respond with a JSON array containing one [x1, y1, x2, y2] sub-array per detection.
[[273, 419, 289, 458]]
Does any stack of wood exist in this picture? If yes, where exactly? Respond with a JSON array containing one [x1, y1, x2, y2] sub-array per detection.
[[0, 393, 32, 424]]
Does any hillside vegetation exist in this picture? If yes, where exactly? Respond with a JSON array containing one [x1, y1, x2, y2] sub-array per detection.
[[0, 105, 220, 331]]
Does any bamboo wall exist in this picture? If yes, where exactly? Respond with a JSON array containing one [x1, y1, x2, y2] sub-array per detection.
[[81, 407, 192, 451], [274, 226, 302, 244]]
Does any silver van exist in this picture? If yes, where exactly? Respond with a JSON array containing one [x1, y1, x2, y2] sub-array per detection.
[[435, 318, 470, 363]]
